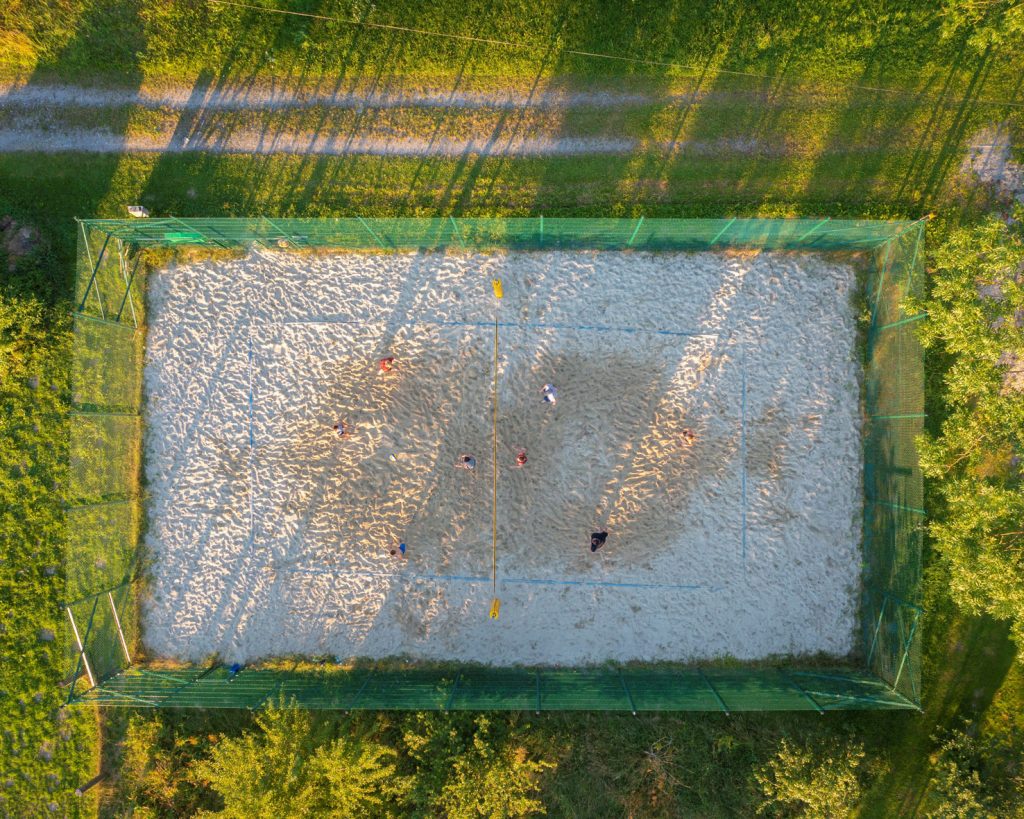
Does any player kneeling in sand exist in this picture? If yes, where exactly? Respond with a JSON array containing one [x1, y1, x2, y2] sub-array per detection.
[[332, 421, 350, 439], [590, 530, 608, 552], [379, 356, 395, 373], [541, 383, 558, 404], [456, 454, 477, 471]]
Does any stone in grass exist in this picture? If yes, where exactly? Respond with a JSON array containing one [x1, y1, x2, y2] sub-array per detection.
[[37, 628, 55, 643]]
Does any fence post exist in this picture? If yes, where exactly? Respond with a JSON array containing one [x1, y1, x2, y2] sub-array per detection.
[[892, 607, 921, 696], [107, 590, 132, 665], [626, 216, 644, 247], [780, 670, 824, 714], [445, 671, 462, 711], [448, 216, 466, 248], [796, 217, 830, 243], [115, 247, 142, 326], [697, 668, 730, 715], [866, 595, 888, 666], [77, 232, 111, 314], [710, 218, 736, 244], [357, 216, 386, 248], [65, 605, 96, 696], [618, 669, 637, 715]]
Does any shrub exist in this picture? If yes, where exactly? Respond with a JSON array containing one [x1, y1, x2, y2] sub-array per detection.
[[922, 727, 991, 819], [191, 701, 409, 818], [754, 736, 870, 818]]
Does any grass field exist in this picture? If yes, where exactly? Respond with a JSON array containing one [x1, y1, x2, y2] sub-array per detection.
[[1, 0, 1023, 815]]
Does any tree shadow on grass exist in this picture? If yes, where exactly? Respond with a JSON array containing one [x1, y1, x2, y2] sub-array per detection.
[[0, 2, 145, 300]]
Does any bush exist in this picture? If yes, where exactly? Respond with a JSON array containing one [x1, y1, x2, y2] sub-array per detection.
[[191, 701, 409, 818], [754, 736, 872, 818], [922, 727, 991, 818], [402, 713, 554, 818]]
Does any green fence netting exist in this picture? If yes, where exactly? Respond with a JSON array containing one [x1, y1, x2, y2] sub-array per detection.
[[65, 217, 925, 711]]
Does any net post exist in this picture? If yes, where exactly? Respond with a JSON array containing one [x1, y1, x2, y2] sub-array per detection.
[[535, 670, 542, 714]]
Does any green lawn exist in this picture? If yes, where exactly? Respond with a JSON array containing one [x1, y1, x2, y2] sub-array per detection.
[[2, 0, 1023, 815]]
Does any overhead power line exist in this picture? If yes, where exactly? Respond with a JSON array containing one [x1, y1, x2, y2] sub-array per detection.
[[207, 0, 1024, 109]]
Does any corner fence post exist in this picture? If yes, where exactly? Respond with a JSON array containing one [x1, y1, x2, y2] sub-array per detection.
[[65, 606, 96, 696], [77, 232, 111, 313], [115, 248, 142, 325], [107, 590, 132, 665]]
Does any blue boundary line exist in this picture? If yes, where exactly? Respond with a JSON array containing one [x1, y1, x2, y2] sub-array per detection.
[[281, 566, 713, 592], [247, 333, 255, 449], [740, 350, 748, 561], [247, 332, 256, 542], [280, 316, 712, 338]]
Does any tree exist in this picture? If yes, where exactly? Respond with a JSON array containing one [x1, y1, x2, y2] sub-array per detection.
[[922, 728, 991, 818], [191, 701, 409, 818], [939, 0, 1024, 53], [402, 713, 555, 818], [915, 211, 1024, 646], [754, 736, 870, 818]]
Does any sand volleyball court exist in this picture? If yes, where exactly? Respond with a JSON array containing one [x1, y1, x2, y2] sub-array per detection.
[[141, 248, 862, 665]]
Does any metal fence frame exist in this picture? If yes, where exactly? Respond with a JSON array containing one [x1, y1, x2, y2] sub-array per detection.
[[64, 217, 925, 711]]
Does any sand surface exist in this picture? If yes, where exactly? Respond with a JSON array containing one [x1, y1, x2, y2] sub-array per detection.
[[142, 248, 862, 665]]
